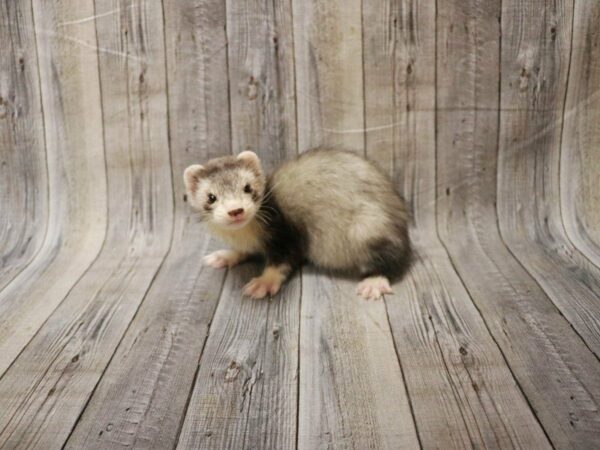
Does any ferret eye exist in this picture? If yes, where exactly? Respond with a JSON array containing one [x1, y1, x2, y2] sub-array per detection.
[[243, 184, 252, 194], [207, 193, 217, 204]]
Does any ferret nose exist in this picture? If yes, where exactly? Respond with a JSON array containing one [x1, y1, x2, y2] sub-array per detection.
[[228, 208, 244, 218]]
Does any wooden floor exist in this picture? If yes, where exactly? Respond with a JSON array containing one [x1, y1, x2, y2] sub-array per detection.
[[1, 0, 600, 448]]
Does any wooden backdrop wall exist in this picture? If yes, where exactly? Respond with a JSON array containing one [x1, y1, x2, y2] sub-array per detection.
[[0, 0, 599, 448]]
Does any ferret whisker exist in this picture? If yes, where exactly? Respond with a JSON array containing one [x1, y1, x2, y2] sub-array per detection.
[[184, 148, 410, 301], [261, 177, 288, 201]]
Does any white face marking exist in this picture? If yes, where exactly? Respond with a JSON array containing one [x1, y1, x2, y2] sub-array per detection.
[[190, 167, 264, 231]]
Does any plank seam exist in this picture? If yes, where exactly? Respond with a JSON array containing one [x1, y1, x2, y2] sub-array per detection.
[[224, 0, 234, 156], [172, 266, 230, 448], [492, 5, 555, 445], [241, 296, 272, 447], [0, 0, 53, 298], [61, 0, 180, 444], [294, 267, 302, 450], [495, 223, 600, 363], [288, 0, 301, 445], [0, 0, 112, 384], [556, 0, 600, 271], [360, 0, 367, 158], [382, 294, 423, 449], [289, 0, 300, 159], [437, 237, 557, 447], [431, 0, 556, 444], [493, 0, 600, 363], [160, 0, 177, 239], [62, 250, 174, 449], [556, 0, 577, 255], [433, 0, 555, 444]]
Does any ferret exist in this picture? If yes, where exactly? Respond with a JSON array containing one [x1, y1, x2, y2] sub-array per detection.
[[183, 148, 411, 300]]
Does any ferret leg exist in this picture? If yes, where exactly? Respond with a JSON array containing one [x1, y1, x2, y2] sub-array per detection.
[[203, 249, 248, 269], [243, 264, 291, 299], [356, 275, 393, 301]]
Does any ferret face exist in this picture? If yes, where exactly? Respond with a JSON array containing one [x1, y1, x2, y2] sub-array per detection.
[[184, 151, 266, 230]]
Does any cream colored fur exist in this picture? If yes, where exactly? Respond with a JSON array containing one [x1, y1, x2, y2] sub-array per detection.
[[203, 249, 248, 268], [185, 149, 408, 301], [271, 150, 407, 272], [207, 219, 263, 254]]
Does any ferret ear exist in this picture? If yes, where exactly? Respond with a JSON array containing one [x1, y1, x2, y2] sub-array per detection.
[[237, 151, 261, 170], [183, 164, 204, 193]]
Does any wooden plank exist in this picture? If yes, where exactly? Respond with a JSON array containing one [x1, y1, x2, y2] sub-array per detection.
[[177, 1, 299, 446], [0, 0, 48, 292], [227, 0, 296, 170], [176, 264, 300, 450], [435, 0, 600, 447], [65, 237, 226, 449], [291, 1, 418, 447], [0, 0, 173, 447], [0, 0, 108, 377], [292, 0, 364, 152], [391, 245, 553, 449], [363, 0, 550, 447], [560, 1, 600, 261], [298, 268, 419, 449], [498, 0, 600, 357], [65, 0, 231, 446]]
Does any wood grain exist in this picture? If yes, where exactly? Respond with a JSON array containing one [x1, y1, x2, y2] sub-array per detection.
[[364, 0, 550, 447], [0, 0, 599, 447], [0, 0, 108, 378], [0, 0, 48, 293], [436, 0, 600, 447], [291, 2, 421, 447], [292, 0, 364, 152], [0, 0, 173, 447], [66, 0, 231, 446], [226, 0, 296, 171], [298, 268, 419, 449], [560, 0, 600, 261], [176, 264, 301, 450], [177, 0, 300, 447], [498, 0, 600, 357]]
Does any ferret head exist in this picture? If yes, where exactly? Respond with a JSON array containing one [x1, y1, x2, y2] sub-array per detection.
[[183, 151, 266, 230]]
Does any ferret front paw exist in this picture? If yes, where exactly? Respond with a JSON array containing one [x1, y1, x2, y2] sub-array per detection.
[[203, 250, 243, 269], [356, 276, 393, 301], [243, 276, 282, 299]]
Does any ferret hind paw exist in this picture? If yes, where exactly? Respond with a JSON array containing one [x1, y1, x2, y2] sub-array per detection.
[[356, 276, 393, 301]]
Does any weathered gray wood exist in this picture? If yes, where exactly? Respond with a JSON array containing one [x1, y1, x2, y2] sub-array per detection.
[[0, 0, 48, 293], [0, 1, 599, 447], [65, 237, 225, 449], [560, 1, 600, 262], [292, 0, 364, 152], [364, 1, 551, 448], [227, 0, 296, 170], [292, 2, 419, 447], [65, 0, 231, 446], [391, 245, 554, 449], [498, 0, 600, 357], [176, 264, 300, 450], [0, 0, 173, 447], [0, 0, 108, 377], [298, 268, 419, 449], [177, 1, 300, 446], [435, 0, 600, 447]]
